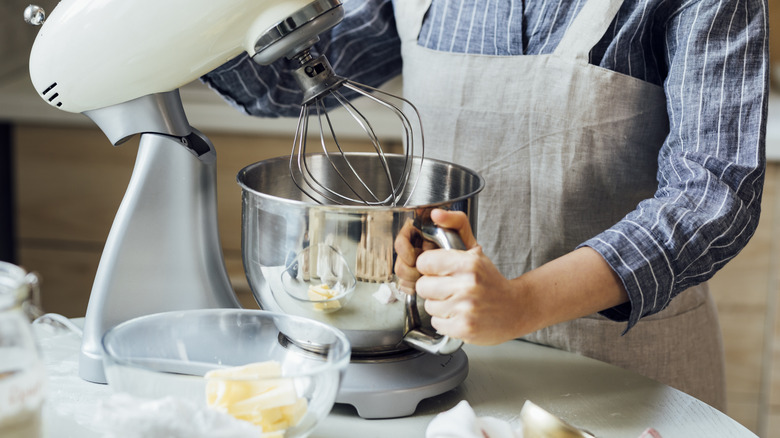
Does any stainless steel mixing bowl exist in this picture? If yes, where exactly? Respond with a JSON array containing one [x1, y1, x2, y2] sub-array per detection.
[[238, 153, 484, 356]]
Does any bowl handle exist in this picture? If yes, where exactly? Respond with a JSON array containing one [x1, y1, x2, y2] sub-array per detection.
[[402, 222, 466, 355]]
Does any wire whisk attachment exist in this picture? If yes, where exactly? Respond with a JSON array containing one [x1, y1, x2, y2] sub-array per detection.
[[289, 51, 424, 207]]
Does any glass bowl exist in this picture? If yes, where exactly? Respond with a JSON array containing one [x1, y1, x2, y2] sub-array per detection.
[[101, 309, 351, 437], [280, 244, 356, 313]]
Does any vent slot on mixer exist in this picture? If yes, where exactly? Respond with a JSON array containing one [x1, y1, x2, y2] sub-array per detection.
[[40, 82, 62, 107]]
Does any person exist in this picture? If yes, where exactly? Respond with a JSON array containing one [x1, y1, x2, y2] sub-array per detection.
[[202, 0, 769, 411]]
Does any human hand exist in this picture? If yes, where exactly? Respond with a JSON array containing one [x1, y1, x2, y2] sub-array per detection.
[[394, 208, 478, 294], [394, 209, 521, 345], [394, 210, 631, 345]]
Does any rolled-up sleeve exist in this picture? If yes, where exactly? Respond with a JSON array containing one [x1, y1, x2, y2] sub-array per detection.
[[583, 0, 769, 330], [200, 0, 402, 118]]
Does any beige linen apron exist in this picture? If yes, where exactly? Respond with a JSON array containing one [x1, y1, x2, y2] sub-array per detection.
[[395, 0, 726, 410]]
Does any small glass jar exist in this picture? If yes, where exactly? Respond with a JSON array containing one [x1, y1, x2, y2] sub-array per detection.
[[0, 261, 46, 438]]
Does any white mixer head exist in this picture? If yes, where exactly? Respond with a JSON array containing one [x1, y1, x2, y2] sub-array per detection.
[[27, 0, 343, 114]]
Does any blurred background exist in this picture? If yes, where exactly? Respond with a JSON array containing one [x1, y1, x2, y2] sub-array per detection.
[[1, 1, 779, 435]]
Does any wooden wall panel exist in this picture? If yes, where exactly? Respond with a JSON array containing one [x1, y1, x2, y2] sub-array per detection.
[[12, 124, 395, 316]]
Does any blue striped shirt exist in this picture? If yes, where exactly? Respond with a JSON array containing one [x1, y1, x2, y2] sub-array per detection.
[[203, 0, 769, 329]]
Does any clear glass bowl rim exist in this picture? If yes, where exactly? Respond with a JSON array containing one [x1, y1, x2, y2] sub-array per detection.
[[101, 308, 352, 379]]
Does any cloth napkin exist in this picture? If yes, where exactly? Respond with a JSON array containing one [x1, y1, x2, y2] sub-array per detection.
[[425, 400, 663, 438], [91, 393, 259, 438], [426, 400, 523, 438]]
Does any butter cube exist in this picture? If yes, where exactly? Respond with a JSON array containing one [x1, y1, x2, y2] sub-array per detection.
[[281, 397, 308, 426], [307, 284, 342, 311], [231, 379, 299, 412], [206, 362, 284, 410], [204, 360, 308, 433]]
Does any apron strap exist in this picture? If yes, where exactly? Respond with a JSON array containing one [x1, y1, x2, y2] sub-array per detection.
[[398, 0, 623, 59], [394, 0, 433, 43], [553, 0, 625, 62]]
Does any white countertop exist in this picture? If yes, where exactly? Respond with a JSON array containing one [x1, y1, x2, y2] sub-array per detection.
[[34, 319, 756, 438]]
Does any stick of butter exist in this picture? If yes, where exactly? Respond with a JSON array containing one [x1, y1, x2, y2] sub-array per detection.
[[307, 284, 342, 311], [205, 361, 308, 435]]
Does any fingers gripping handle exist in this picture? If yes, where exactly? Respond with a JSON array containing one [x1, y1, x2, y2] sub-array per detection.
[[402, 222, 466, 355], [418, 223, 467, 250], [402, 315, 464, 355]]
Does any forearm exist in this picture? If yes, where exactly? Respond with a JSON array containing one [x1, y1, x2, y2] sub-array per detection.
[[581, 0, 768, 330], [413, 211, 630, 344], [513, 247, 628, 336]]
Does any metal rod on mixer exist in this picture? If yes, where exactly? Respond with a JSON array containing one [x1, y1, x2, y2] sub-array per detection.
[[289, 105, 316, 201], [342, 81, 425, 207], [291, 102, 378, 205], [291, 95, 415, 206], [290, 105, 343, 204], [328, 90, 398, 206], [316, 97, 387, 204], [334, 88, 403, 204], [286, 51, 425, 207]]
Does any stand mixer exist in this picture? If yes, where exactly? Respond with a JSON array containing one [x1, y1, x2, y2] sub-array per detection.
[[25, 0, 477, 418]]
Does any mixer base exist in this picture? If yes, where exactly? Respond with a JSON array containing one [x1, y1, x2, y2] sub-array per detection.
[[335, 349, 468, 419]]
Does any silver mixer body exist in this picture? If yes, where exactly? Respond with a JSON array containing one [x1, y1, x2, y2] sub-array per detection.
[[25, 0, 351, 384]]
